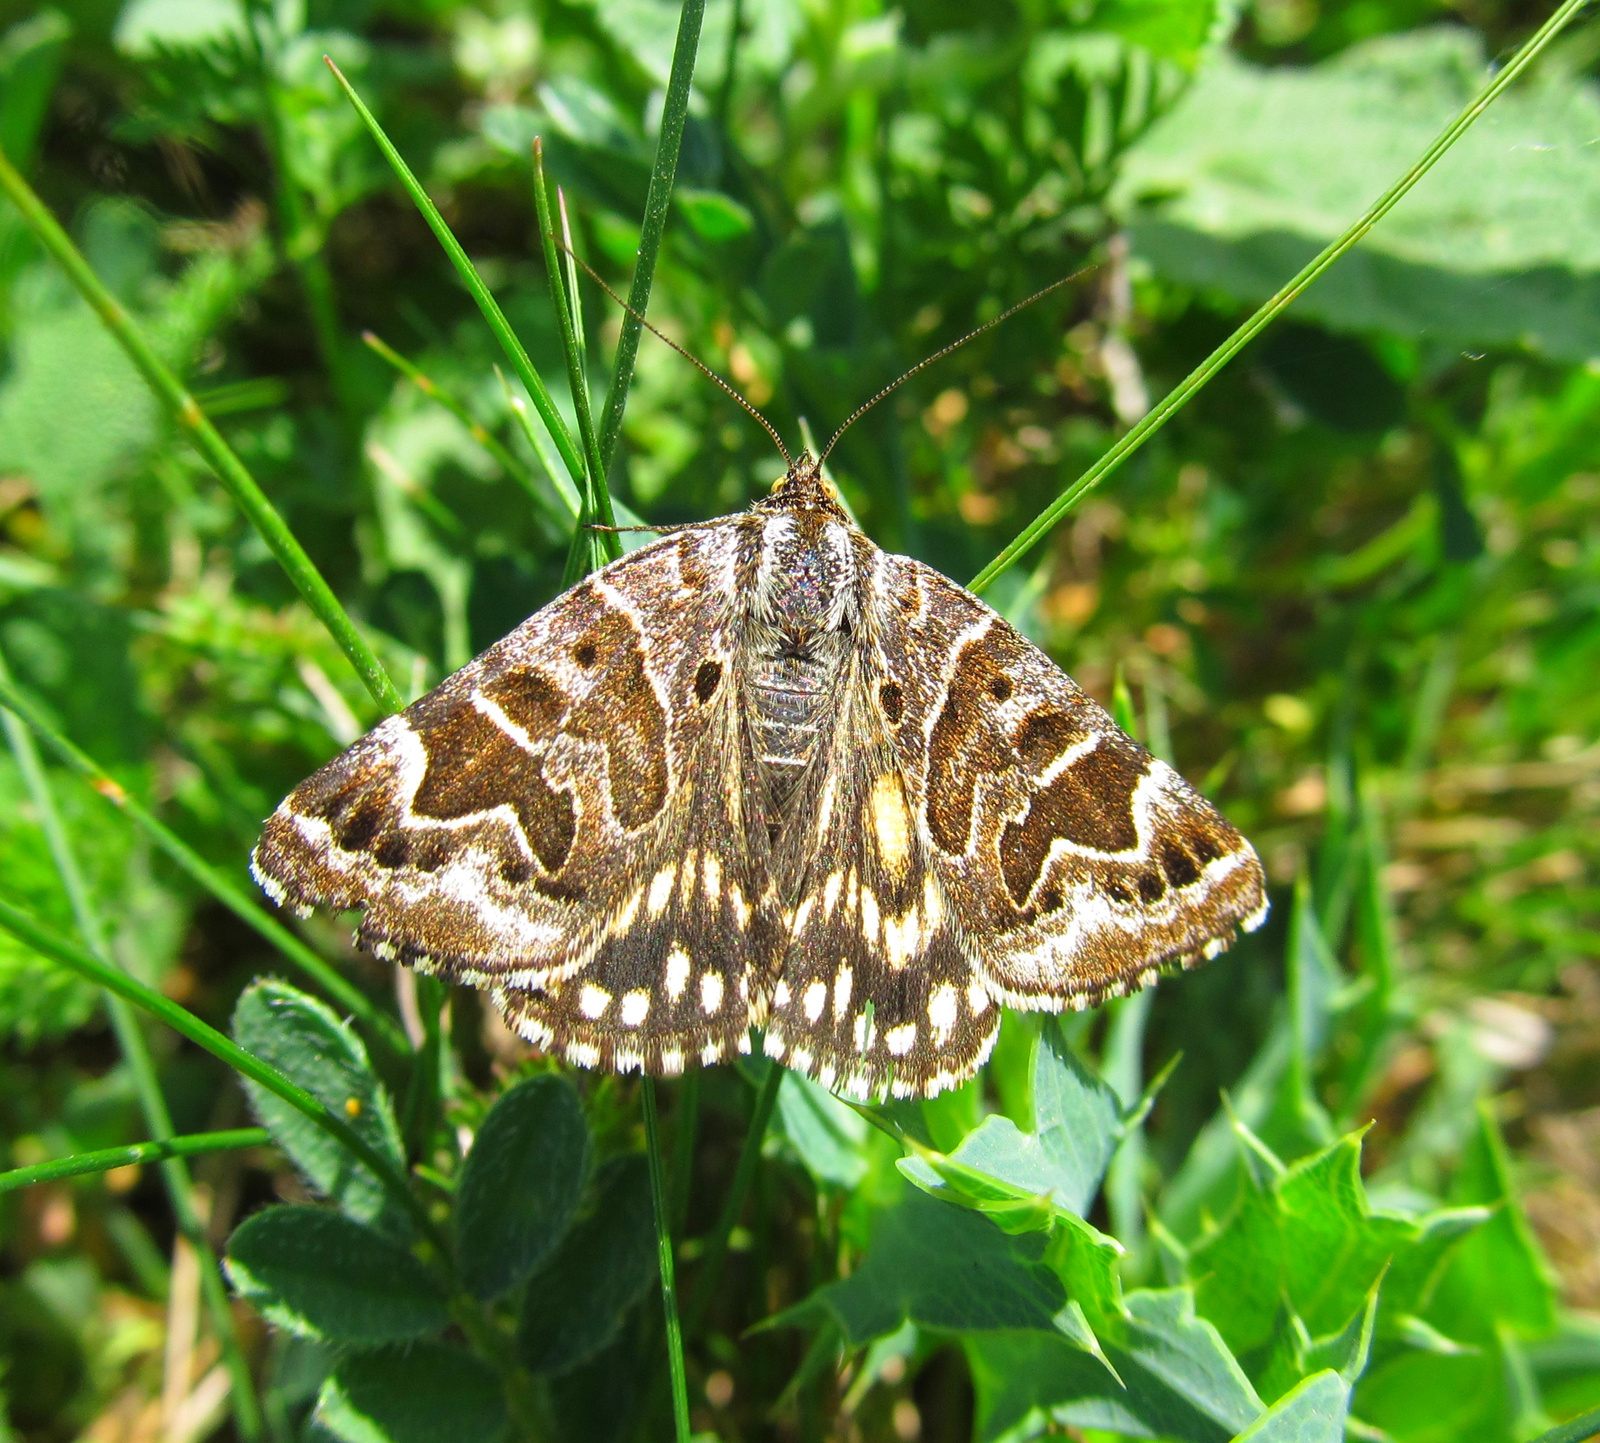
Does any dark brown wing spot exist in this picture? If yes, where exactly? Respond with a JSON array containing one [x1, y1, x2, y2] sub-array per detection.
[[989, 675, 1012, 701], [573, 642, 598, 667], [1188, 825, 1227, 866], [483, 669, 566, 735], [997, 740, 1147, 904], [566, 604, 670, 831], [676, 532, 709, 591], [879, 681, 904, 724], [1136, 870, 1166, 904], [694, 659, 723, 703], [333, 791, 389, 852], [1013, 709, 1081, 769], [412, 705, 576, 874], [1159, 837, 1200, 888]]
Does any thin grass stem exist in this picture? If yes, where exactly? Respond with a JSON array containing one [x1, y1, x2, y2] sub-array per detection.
[[0, 893, 440, 1247], [0, 655, 265, 1439], [669, 1071, 699, 1234], [684, 1058, 784, 1338], [530, 140, 618, 583], [642, 1079, 692, 1443], [326, 60, 586, 493], [0, 672, 408, 1056], [967, 0, 1594, 595], [362, 331, 567, 527], [0, 145, 402, 713], [596, 0, 708, 473], [0, 1130, 271, 1196]]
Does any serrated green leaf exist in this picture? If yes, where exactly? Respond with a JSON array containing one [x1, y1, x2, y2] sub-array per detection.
[[901, 1023, 1121, 1218], [225, 1206, 448, 1345], [232, 979, 407, 1236], [314, 1342, 507, 1443], [517, 1153, 655, 1374], [455, 1073, 589, 1301], [1233, 1369, 1349, 1442]]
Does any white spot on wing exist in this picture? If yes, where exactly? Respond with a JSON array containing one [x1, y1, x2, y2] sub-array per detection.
[[648, 868, 676, 917], [803, 980, 827, 1022], [620, 990, 650, 1027], [579, 985, 611, 1019], [700, 970, 725, 1016], [885, 1023, 917, 1057], [928, 984, 959, 1042], [665, 945, 691, 1001], [833, 966, 853, 1017]]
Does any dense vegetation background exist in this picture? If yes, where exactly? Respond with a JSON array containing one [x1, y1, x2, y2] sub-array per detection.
[[2, 0, 1599, 1440]]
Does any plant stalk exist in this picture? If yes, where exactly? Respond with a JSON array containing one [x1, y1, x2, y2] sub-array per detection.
[[642, 1079, 692, 1443], [0, 1130, 271, 1195]]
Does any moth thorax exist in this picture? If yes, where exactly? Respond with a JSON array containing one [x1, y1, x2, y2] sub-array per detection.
[[749, 513, 856, 823]]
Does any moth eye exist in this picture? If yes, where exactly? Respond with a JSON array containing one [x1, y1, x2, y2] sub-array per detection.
[[988, 674, 1013, 702], [694, 659, 723, 703], [573, 641, 599, 667], [878, 682, 904, 724]]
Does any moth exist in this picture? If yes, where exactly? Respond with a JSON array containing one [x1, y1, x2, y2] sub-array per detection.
[[253, 435, 1267, 1099]]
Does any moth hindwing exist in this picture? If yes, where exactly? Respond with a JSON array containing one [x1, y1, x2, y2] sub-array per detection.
[[253, 454, 1266, 1098]]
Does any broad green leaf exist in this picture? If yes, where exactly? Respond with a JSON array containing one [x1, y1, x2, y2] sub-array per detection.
[[968, 1287, 1265, 1443], [225, 1206, 448, 1345], [1232, 1370, 1349, 1443], [1304, 1280, 1379, 1385], [517, 1154, 655, 1374], [775, 1069, 870, 1189], [232, 979, 407, 1236], [0, 11, 69, 170], [455, 1074, 589, 1301], [786, 1190, 1066, 1346], [1115, 30, 1600, 361], [1430, 1100, 1558, 1339], [315, 1342, 507, 1443], [902, 1023, 1121, 1218]]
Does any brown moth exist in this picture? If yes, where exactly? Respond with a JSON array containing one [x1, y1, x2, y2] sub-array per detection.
[[252, 450, 1267, 1099]]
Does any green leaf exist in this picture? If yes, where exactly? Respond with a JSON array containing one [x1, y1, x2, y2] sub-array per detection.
[[314, 1342, 508, 1443], [1116, 30, 1600, 361], [902, 1022, 1122, 1218], [517, 1154, 655, 1374], [775, 1069, 870, 1189], [232, 980, 407, 1236], [1432, 1100, 1559, 1338], [455, 1074, 589, 1301], [1232, 1370, 1349, 1443], [225, 1206, 448, 1345], [787, 1190, 1066, 1346], [675, 189, 754, 243], [0, 11, 70, 170]]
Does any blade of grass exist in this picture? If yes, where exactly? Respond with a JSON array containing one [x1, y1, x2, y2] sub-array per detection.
[[0, 657, 266, 1441], [325, 60, 586, 494], [642, 1079, 692, 1443], [496, 364, 585, 518], [0, 144, 401, 713], [0, 671, 409, 1057], [0, 893, 440, 1248], [362, 331, 569, 531], [0, 1130, 271, 1196], [530, 141, 617, 584], [684, 1058, 784, 1338], [967, 0, 1594, 595], [595, 0, 708, 473], [1525, 1406, 1600, 1443]]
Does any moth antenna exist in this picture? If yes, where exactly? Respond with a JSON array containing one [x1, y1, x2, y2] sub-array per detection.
[[559, 244, 792, 468], [818, 266, 1095, 465]]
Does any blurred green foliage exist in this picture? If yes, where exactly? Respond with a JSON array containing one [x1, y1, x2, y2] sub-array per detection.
[[2, 0, 1599, 1440]]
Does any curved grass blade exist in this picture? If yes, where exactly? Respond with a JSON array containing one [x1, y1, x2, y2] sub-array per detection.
[[642, 1079, 692, 1443], [0, 1129, 271, 1196], [968, 0, 1594, 595], [0, 894, 439, 1248], [0, 672, 409, 1057], [325, 59, 586, 495], [595, 0, 708, 472], [0, 146, 401, 713]]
